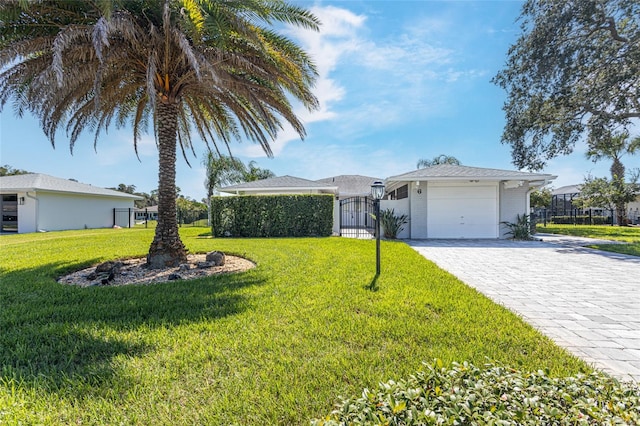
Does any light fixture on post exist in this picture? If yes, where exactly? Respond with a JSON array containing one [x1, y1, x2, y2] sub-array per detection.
[[370, 181, 385, 275]]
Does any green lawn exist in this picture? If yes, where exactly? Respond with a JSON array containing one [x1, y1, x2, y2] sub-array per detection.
[[0, 228, 590, 425], [538, 224, 640, 256]]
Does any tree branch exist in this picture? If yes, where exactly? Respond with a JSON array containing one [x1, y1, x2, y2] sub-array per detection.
[[590, 16, 629, 43]]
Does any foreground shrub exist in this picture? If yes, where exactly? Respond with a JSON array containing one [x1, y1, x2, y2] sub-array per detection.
[[380, 208, 409, 239], [501, 213, 533, 240], [312, 360, 640, 425]]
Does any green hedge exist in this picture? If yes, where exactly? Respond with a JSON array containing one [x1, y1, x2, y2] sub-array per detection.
[[551, 215, 612, 225], [313, 360, 640, 425], [210, 194, 334, 237]]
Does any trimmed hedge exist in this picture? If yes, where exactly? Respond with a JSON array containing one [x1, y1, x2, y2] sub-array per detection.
[[313, 360, 640, 425], [210, 194, 334, 237]]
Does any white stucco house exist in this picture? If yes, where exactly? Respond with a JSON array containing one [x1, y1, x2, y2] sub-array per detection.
[[0, 173, 142, 233], [215, 166, 555, 239], [384, 164, 555, 239]]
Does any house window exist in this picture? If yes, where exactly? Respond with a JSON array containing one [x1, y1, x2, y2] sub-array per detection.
[[396, 184, 408, 200]]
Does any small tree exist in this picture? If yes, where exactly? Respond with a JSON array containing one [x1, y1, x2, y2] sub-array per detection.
[[576, 174, 640, 225], [0, 165, 30, 176], [530, 188, 551, 209]]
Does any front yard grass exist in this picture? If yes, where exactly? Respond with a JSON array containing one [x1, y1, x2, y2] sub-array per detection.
[[538, 224, 640, 256], [1, 228, 590, 424]]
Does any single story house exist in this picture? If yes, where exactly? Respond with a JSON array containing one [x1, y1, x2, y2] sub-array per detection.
[[217, 167, 554, 239], [134, 205, 159, 222], [0, 173, 142, 233], [384, 164, 555, 239]]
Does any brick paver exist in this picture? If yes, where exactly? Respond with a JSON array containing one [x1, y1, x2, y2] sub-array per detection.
[[407, 234, 640, 382]]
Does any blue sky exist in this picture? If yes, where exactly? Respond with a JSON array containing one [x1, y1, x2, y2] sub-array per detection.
[[0, 0, 619, 201]]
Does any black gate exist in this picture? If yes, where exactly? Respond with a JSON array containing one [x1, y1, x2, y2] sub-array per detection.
[[339, 196, 375, 238], [113, 208, 133, 228]]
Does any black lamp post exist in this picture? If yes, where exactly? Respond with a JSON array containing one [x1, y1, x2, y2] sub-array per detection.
[[371, 181, 385, 275]]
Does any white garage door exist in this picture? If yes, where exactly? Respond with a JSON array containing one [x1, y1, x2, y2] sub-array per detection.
[[427, 185, 498, 238]]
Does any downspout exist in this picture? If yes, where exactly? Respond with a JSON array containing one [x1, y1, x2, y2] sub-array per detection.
[[26, 191, 38, 232]]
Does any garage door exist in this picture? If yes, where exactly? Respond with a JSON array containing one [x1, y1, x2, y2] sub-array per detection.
[[427, 185, 498, 238]]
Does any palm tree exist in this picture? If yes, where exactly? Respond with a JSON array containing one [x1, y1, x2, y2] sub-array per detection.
[[0, 0, 319, 267], [244, 160, 276, 182], [586, 132, 640, 224], [203, 153, 247, 200], [416, 154, 461, 169]]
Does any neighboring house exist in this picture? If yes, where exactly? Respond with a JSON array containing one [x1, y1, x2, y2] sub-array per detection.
[[218, 175, 338, 196], [552, 184, 640, 224], [134, 205, 159, 221], [384, 164, 555, 239], [0, 173, 142, 233]]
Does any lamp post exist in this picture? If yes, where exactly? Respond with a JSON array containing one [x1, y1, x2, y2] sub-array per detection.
[[371, 181, 385, 275]]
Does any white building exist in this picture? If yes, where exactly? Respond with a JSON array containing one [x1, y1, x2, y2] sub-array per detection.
[[0, 173, 142, 233]]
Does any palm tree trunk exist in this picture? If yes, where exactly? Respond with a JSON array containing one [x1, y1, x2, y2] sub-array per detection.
[[147, 101, 188, 268]]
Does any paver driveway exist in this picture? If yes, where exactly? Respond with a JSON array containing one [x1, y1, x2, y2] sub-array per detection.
[[407, 234, 640, 382]]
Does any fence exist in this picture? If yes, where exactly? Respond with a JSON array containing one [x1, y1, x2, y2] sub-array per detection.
[[113, 208, 134, 228], [531, 209, 624, 226], [178, 209, 208, 227]]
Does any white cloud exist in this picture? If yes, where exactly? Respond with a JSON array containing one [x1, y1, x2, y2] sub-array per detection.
[[241, 5, 488, 168]]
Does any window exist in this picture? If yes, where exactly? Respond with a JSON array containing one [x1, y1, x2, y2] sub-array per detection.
[[396, 184, 408, 200]]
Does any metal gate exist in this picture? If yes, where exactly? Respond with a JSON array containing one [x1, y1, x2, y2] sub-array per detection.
[[339, 196, 375, 238]]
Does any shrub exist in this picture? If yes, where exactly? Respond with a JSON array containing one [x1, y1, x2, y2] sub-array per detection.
[[501, 213, 533, 240], [312, 360, 640, 425], [210, 194, 333, 237], [379, 208, 409, 239]]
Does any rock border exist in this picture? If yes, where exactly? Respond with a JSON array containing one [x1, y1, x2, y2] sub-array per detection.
[[57, 252, 256, 287]]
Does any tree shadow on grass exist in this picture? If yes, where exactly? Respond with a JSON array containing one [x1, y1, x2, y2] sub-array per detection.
[[0, 261, 265, 397]]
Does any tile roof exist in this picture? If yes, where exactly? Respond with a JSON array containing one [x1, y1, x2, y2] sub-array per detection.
[[386, 164, 555, 182], [316, 175, 383, 196], [219, 175, 337, 191], [0, 173, 142, 199]]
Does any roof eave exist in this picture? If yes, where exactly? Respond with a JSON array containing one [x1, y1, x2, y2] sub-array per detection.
[[386, 175, 556, 183]]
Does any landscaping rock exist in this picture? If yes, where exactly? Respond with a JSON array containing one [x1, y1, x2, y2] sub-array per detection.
[[179, 263, 191, 272], [95, 261, 123, 274], [205, 251, 225, 266], [196, 262, 214, 269], [168, 273, 182, 281]]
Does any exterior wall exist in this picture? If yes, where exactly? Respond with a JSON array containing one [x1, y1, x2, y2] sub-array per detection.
[[499, 183, 530, 238], [409, 181, 429, 238], [380, 197, 410, 239], [332, 197, 340, 235], [19, 192, 37, 233], [32, 191, 135, 232]]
